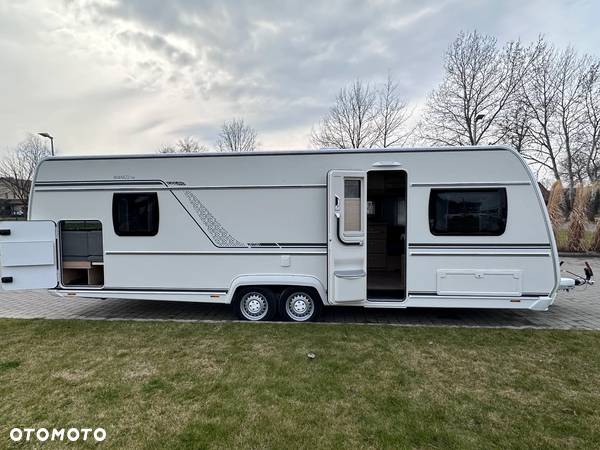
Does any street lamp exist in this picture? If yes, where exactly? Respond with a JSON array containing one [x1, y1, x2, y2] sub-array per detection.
[[38, 132, 54, 156], [472, 114, 485, 145]]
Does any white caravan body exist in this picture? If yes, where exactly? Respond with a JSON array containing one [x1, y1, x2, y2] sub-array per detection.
[[0, 146, 560, 317]]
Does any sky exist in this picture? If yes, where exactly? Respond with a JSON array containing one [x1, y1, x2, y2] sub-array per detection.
[[1, 0, 599, 156]]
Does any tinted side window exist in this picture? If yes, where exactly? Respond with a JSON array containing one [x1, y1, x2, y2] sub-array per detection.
[[429, 189, 507, 236], [112, 193, 159, 236]]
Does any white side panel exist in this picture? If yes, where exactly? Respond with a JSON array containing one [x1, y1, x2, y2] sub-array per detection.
[[103, 254, 326, 290], [407, 254, 554, 295], [0, 221, 58, 290], [437, 269, 522, 296], [1, 241, 55, 266], [196, 188, 326, 243]]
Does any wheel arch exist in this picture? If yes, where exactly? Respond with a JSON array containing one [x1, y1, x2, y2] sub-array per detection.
[[227, 274, 327, 305]]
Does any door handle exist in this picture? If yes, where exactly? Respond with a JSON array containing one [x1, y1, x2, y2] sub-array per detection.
[[0, 229, 11, 236], [336, 217, 362, 246], [1, 276, 13, 283]]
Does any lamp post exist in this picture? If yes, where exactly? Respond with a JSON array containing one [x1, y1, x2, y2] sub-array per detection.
[[38, 132, 54, 156], [472, 114, 485, 145]]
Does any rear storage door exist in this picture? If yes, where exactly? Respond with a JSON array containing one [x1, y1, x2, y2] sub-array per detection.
[[0, 221, 58, 290]]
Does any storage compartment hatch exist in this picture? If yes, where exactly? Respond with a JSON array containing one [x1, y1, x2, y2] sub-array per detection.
[[437, 269, 522, 297]]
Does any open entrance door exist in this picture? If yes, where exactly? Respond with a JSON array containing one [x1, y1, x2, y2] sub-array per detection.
[[327, 170, 367, 304], [0, 221, 58, 290], [366, 170, 407, 300]]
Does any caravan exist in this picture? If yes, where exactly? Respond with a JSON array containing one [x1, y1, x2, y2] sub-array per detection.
[[0, 146, 566, 321]]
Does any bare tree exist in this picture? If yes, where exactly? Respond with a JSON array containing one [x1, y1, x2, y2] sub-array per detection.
[[158, 136, 208, 153], [311, 77, 411, 149], [556, 48, 590, 187], [419, 31, 540, 146], [519, 41, 563, 180], [216, 119, 257, 152], [497, 98, 532, 153], [520, 43, 595, 187], [374, 73, 412, 147], [311, 80, 378, 149], [0, 135, 51, 213], [579, 60, 600, 182]]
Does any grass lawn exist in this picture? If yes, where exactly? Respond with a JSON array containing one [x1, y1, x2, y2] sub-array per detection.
[[1, 319, 599, 449]]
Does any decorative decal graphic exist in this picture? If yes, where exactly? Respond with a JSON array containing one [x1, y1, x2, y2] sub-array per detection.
[[178, 190, 246, 248]]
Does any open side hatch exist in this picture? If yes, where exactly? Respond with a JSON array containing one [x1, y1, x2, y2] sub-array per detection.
[[0, 221, 58, 290], [59, 220, 104, 287]]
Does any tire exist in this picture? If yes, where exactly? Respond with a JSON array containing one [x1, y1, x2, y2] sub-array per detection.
[[234, 287, 277, 321], [279, 288, 322, 322]]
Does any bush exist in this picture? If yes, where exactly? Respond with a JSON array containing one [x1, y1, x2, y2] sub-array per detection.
[[547, 181, 564, 244], [568, 186, 590, 252], [587, 184, 600, 221]]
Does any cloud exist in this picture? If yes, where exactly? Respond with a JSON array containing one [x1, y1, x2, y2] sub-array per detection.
[[117, 30, 196, 67], [0, 0, 598, 154]]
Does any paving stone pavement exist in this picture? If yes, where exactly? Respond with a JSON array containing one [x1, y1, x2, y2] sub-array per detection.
[[0, 257, 598, 329]]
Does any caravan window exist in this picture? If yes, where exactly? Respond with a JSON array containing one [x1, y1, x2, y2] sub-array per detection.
[[429, 188, 507, 236], [112, 193, 159, 236]]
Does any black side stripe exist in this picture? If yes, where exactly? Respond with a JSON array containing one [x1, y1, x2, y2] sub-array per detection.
[[408, 292, 550, 297], [409, 243, 552, 248], [98, 287, 229, 293], [36, 180, 164, 186]]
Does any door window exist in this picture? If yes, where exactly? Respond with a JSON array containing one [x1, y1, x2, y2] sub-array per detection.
[[344, 179, 363, 235]]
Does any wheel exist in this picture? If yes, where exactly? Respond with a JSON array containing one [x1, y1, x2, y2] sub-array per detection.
[[234, 288, 277, 321], [280, 288, 322, 322]]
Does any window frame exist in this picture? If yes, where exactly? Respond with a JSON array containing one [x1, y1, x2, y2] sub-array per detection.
[[342, 177, 365, 238], [112, 192, 160, 237], [428, 187, 508, 237]]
